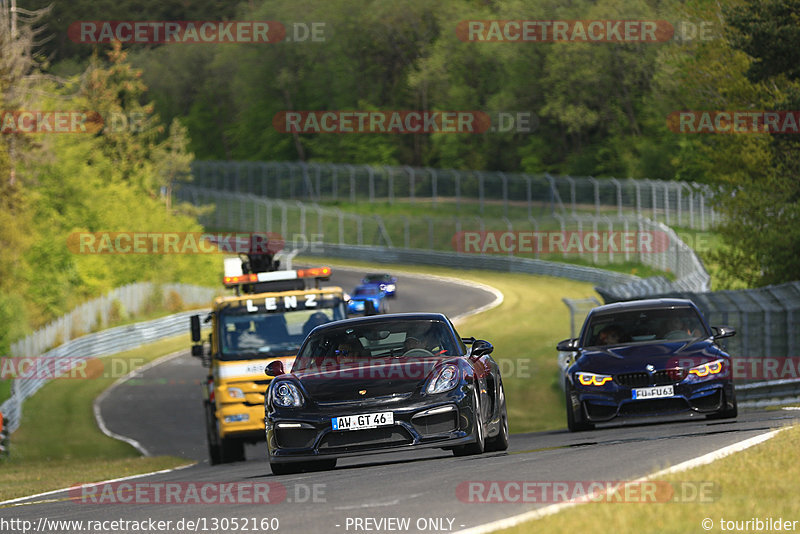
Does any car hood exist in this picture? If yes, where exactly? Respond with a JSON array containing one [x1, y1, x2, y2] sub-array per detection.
[[292, 357, 443, 402], [575, 339, 725, 374]]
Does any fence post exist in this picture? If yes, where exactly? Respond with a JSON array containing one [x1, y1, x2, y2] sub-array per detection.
[[610, 178, 622, 217], [430, 168, 438, 207], [589, 177, 600, 216], [478, 171, 485, 214], [384, 166, 394, 205], [405, 166, 415, 205], [455, 170, 461, 211], [368, 166, 375, 203], [499, 172, 508, 217], [526, 176, 532, 218]]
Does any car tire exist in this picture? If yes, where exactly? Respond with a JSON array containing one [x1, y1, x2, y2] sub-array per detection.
[[707, 389, 738, 420], [454, 388, 485, 456], [485, 403, 509, 452], [565, 379, 594, 432]]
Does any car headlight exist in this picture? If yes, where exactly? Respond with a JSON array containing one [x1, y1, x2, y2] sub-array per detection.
[[227, 387, 245, 399], [386, 284, 396, 292], [427, 364, 460, 394], [576, 372, 613, 387], [688, 359, 725, 378], [272, 382, 304, 407]]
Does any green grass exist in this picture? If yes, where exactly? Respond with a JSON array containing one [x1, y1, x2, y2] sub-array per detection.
[[0, 379, 10, 405], [0, 335, 194, 501], [499, 423, 800, 534], [304, 257, 599, 434]]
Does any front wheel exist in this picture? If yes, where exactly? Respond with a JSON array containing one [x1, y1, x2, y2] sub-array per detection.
[[707, 389, 738, 420], [565, 379, 594, 432], [485, 408, 509, 452], [454, 388, 485, 456]]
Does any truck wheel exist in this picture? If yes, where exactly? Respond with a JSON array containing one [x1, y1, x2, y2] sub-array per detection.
[[205, 402, 245, 464], [205, 402, 222, 465]]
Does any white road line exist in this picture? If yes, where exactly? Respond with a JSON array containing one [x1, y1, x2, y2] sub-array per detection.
[[93, 350, 188, 456], [0, 463, 195, 508], [455, 426, 792, 534]]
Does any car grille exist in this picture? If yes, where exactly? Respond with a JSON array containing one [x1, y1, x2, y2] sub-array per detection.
[[615, 369, 686, 388], [619, 398, 689, 416], [412, 411, 458, 436], [275, 427, 317, 449], [319, 427, 412, 452]]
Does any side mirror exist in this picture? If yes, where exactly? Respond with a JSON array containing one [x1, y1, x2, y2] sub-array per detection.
[[712, 326, 736, 340], [190, 315, 201, 342], [266, 360, 285, 377], [470, 339, 494, 358], [191, 345, 204, 357], [557, 338, 578, 352]]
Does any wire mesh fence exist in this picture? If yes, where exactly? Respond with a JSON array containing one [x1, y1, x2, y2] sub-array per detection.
[[175, 186, 710, 294], [189, 161, 718, 230]]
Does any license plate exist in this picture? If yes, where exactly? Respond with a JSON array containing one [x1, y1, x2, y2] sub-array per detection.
[[332, 412, 393, 431], [632, 386, 674, 399]]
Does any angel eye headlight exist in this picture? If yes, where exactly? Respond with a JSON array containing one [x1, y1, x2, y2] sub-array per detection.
[[576, 372, 613, 387], [688, 359, 725, 378], [272, 381, 304, 407]]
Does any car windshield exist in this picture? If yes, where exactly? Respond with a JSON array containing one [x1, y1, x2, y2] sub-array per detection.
[[364, 274, 391, 283], [583, 307, 708, 347], [219, 298, 347, 361], [293, 319, 462, 372], [353, 287, 380, 296]]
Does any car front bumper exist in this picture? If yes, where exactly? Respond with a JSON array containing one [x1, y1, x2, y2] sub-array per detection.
[[266, 389, 478, 463]]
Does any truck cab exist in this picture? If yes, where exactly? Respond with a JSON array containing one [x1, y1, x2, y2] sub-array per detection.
[[191, 251, 347, 464]]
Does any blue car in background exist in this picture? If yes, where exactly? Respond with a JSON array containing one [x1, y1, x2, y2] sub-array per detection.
[[558, 298, 738, 431], [362, 273, 397, 298], [347, 284, 389, 315]]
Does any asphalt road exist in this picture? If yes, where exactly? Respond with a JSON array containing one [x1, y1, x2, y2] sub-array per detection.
[[3, 269, 799, 533]]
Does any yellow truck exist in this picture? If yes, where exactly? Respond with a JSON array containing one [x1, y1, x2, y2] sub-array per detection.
[[190, 251, 347, 464]]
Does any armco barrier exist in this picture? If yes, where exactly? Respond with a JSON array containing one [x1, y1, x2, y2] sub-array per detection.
[[0, 309, 209, 438]]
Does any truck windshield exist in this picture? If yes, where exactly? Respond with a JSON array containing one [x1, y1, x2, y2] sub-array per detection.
[[219, 299, 346, 361]]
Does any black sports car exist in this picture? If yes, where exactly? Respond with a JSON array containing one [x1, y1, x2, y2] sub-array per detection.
[[557, 298, 737, 431], [264, 312, 508, 474]]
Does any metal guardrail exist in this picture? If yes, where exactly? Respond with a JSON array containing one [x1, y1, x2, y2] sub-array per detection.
[[190, 160, 718, 230], [10, 282, 217, 359], [0, 310, 208, 438]]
